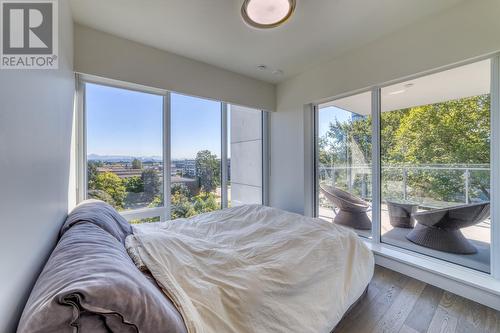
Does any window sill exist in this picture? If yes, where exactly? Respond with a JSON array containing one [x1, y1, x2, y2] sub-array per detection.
[[120, 206, 167, 221], [364, 240, 500, 311]]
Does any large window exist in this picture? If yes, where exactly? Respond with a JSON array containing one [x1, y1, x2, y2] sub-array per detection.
[[85, 83, 165, 212], [78, 77, 267, 223], [170, 93, 222, 219], [315, 57, 498, 274], [317, 92, 373, 238], [380, 60, 491, 272]]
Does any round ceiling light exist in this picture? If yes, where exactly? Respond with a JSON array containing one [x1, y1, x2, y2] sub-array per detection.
[[241, 0, 296, 29]]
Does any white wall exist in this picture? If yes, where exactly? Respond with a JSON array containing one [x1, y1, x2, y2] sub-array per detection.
[[74, 24, 276, 112], [0, 1, 74, 331], [271, 0, 500, 214], [230, 105, 263, 206]]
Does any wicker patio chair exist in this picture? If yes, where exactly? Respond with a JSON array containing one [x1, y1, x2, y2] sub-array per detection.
[[320, 185, 372, 230]]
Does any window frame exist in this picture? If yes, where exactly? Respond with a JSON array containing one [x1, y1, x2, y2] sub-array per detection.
[[312, 53, 500, 280], [76, 74, 269, 222]]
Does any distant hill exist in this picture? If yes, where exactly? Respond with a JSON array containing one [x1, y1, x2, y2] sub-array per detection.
[[88, 154, 163, 162]]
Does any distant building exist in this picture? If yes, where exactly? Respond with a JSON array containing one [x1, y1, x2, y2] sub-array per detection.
[[96, 162, 163, 179], [171, 163, 182, 176], [173, 159, 196, 177]]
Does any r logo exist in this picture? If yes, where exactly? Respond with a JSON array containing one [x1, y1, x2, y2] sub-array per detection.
[[2, 2, 53, 54]]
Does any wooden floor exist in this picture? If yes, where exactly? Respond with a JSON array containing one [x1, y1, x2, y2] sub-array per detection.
[[334, 265, 500, 333]]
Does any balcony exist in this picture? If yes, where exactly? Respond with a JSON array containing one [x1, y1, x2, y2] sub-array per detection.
[[318, 164, 491, 273]]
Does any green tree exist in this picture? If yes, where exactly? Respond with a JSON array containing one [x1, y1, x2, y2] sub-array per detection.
[[124, 176, 144, 193], [193, 192, 219, 214], [142, 169, 161, 200], [387, 95, 490, 201], [389, 96, 490, 165], [93, 172, 126, 209], [320, 95, 491, 202], [171, 183, 190, 197], [195, 150, 220, 193], [319, 115, 372, 196], [131, 158, 143, 169], [87, 160, 103, 190], [148, 194, 163, 208], [88, 189, 116, 207], [380, 110, 407, 162], [171, 185, 196, 219]]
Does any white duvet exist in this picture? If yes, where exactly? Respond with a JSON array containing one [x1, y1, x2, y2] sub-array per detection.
[[127, 205, 374, 333]]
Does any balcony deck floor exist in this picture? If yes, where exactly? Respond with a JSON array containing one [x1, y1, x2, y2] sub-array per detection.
[[319, 205, 491, 273]]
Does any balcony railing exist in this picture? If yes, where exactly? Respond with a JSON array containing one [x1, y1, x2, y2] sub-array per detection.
[[319, 164, 490, 206]]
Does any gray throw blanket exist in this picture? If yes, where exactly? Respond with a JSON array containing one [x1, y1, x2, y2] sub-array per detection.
[[60, 199, 132, 242], [17, 200, 187, 333]]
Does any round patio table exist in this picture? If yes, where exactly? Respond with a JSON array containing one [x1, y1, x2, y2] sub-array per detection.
[[406, 202, 490, 254], [386, 200, 419, 228]]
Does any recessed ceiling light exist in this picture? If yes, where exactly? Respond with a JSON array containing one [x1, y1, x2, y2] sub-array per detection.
[[388, 89, 406, 95], [272, 69, 284, 75], [241, 0, 296, 29], [257, 65, 268, 70], [388, 83, 414, 95]]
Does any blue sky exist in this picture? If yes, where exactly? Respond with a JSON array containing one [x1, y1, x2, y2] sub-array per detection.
[[318, 106, 354, 137], [86, 83, 221, 159]]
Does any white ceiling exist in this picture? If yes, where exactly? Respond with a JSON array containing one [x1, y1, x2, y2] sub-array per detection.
[[322, 59, 491, 115], [70, 0, 465, 84]]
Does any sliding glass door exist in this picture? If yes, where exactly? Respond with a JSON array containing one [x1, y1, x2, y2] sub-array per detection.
[[315, 57, 497, 274], [317, 92, 373, 238], [380, 60, 491, 272]]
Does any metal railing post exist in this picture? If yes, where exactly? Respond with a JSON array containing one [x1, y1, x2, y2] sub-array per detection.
[[332, 166, 336, 186], [403, 167, 408, 200], [347, 165, 352, 191], [362, 174, 367, 199], [464, 168, 470, 204]]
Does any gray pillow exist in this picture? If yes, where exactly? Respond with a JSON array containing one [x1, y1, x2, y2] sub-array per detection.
[[18, 206, 187, 333]]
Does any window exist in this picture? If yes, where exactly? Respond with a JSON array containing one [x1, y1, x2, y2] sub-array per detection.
[[84, 83, 165, 213], [78, 76, 267, 224], [317, 92, 373, 238], [314, 57, 498, 275], [380, 60, 491, 272], [170, 93, 222, 219]]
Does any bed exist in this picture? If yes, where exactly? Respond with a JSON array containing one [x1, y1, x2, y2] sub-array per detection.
[[17, 200, 374, 333]]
